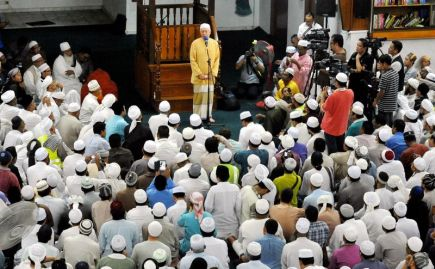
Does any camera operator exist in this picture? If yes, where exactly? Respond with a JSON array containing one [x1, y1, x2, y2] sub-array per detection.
[[388, 40, 405, 92], [330, 34, 347, 63], [297, 12, 323, 40], [347, 38, 374, 111], [235, 47, 265, 99]]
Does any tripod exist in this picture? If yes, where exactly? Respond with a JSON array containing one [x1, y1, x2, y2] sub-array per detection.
[[205, 44, 224, 129], [304, 50, 320, 98]]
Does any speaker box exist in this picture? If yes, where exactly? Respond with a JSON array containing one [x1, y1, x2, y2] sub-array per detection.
[[354, 0, 371, 18], [316, 0, 336, 17]]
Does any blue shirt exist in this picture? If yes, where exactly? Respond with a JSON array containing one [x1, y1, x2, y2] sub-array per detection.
[[386, 132, 407, 159], [257, 234, 284, 269], [105, 115, 128, 142], [84, 134, 110, 156], [292, 142, 308, 164], [178, 211, 213, 254], [302, 189, 334, 209], [234, 148, 269, 176], [146, 177, 175, 208], [353, 259, 389, 269], [99, 219, 141, 256]]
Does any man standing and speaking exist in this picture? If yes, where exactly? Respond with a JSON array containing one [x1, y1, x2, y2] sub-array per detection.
[[190, 23, 220, 123]]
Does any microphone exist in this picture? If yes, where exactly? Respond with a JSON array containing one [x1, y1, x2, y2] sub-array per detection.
[[203, 36, 209, 47]]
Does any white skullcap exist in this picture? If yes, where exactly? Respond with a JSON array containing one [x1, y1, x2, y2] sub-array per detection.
[[280, 134, 295, 149], [29, 40, 38, 48], [421, 99, 433, 112], [398, 95, 410, 109], [32, 54, 42, 62], [405, 109, 418, 120], [0, 51, 3, 58], [143, 261, 156, 269], [295, 217, 310, 234], [111, 235, 126, 252], [148, 221, 163, 237], [143, 140, 157, 154], [134, 189, 147, 204], [8, 68, 19, 78], [344, 136, 358, 149], [1, 90, 15, 103], [286, 46, 297, 54], [182, 127, 195, 140], [153, 248, 167, 264], [284, 158, 297, 171], [299, 249, 314, 259], [378, 128, 393, 142], [347, 165, 361, 179], [310, 173, 323, 187], [413, 157, 427, 171], [68, 102, 80, 113], [382, 216, 396, 230], [75, 160, 87, 173], [147, 157, 158, 170], [298, 40, 309, 47], [255, 199, 269, 214], [306, 99, 319, 110], [105, 163, 121, 179], [168, 113, 180, 125], [288, 127, 299, 139], [284, 67, 295, 76], [74, 139, 85, 151], [264, 96, 277, 108], [52, 91, 65, 100], [81, 177, 94, 189], [339, 204, 354, 218], [128, 105, 141, 120], [426, 115, 435, 127], [190, 113, 202, 127], [408, 237, 423, 253], [360, 240, 375, 256], [356, 158, 368, 171], [240, 111, 252, 120], [249, 132, 262, 146], [344, 228, 358, 242], [29, 243, 46, 264], [68, 208, 82, 224], [37, 208, 46, 222], [219, 148, 232, 162], [159, 100, 170, 112], [408, 78, 420, 89], [290, 110, 303, 119], [60, 42, 71, 51], [260, 178, 275, 192], [35, 148, 48, 161], [175, 152, 188, 163], [152, 202, 167, 217], [364, 191, 380, 206], [200, 23, 211, 30], [87, 80, 100, 92], [102, 94, 116, 108], [427, 73, 435, 83], [200, 217, 215, 233], [356, 146, 369, 157], [36, 180, 50, 192], [336, 72, 348, 83], [352, 105, 364, 115], [248, 154, 261, 168], [247, 242, 262, 256], [172, 186, 186, 194], [307, 116, 319, 128], [317, 194, 333, 206], [252, 164, 267, 181], [190, 234, 205, 250], [38, 63, 50, 73], [394, 201, 407, 217], [261, 131, 273, 144], [21, 185, 35, 200], [387, 175, 402, 189], [41, 76, 53, 91], [46, 174, 58, 188], [293, 93, 306, 105]]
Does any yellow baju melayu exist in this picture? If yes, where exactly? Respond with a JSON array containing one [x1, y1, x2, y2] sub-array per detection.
[[190, 37, 220, 119]]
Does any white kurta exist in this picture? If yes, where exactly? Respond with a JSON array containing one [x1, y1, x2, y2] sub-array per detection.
[[238, 122, 265, 150], [193, 127, 214, 145], [56, 225, 98, 251], [167, 200, 187, 239], [35, 195, 68, 233], [281, 237, 323, 269], [18, 109, 42, 132], [396, 217, 420, 239], [361, 208, 392, 243], [188, 142, 208, 165], [62, 153, 85, 179], [203, 237, 230, 269], [173, 163, 209, 185], [148, 113, 168, 139], [80, 93, 99, 125], [168, 126, 184, 148], [295, 123, 311, 145], [376, 188, 396, 210], [0, 103, 20, 122], [52, 54, 82, 95], [64, 234, 100, 269], [377, 161, 406, 185], [406, 171, 429, 189], [26, 162, 62, 187], [423, 148, 435, 174], [306, 132, 326, 156], [23, 65, 41, 97], [155, 138, 179, 168], [177, 178, 210, 198], [329, 218, 369, 252], [3, 130, 23, 148], [126, 205, 154, 239]]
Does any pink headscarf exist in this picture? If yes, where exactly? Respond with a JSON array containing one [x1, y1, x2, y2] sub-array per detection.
[[190, 192, 204, 222]]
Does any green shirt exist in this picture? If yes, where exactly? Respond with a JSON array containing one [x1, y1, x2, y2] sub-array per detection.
[[96, 254, 136, 269], [220, 163, 240, 185], [273, 172, 301, 207]]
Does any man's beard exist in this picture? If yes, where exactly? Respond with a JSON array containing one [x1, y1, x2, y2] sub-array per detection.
[[64, 54, 74, 66]]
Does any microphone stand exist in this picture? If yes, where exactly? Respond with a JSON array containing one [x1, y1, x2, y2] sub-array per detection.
[[205, 41, 224, 128]]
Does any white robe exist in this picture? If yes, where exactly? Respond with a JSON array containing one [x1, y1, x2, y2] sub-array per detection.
[[80, 94, 99, 125], [23, 65, 41, 97], [52, 54, 82, 96]]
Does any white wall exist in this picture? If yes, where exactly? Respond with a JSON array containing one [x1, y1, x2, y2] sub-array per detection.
[[2, 0, 102, 12], [259, 0, 271, 33], [287, 0, 305, 39], [216, 0, 261, 31]]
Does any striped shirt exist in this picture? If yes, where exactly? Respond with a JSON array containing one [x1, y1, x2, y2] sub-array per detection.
[[378, 68, 399, 112]]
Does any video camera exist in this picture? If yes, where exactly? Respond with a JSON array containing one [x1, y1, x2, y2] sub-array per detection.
[[308, 40, 329, 51], [305, 28, 330, 42], [245, 46, 255, 58]]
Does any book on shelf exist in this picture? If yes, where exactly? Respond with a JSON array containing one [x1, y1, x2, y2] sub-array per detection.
[[373, 10, 428, 29]]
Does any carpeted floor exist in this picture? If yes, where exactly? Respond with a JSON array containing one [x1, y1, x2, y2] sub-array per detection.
[[1, 24, 286, 137]]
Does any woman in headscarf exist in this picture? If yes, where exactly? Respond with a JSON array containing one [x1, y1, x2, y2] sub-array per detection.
[[177, 192, 213, 255], [122, 105, 154, 160], [406, 185, 429, 241]]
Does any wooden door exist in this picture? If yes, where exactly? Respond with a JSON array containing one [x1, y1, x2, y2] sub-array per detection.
[[270, 0, 288, 43]]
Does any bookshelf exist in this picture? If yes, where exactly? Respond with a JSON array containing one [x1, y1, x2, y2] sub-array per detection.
[[371, 0, 435, 39]]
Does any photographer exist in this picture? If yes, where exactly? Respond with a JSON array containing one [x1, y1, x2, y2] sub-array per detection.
[[330, 34, 346, 63], [347, 38, 374, 111], [235, 46, 265, 99]]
